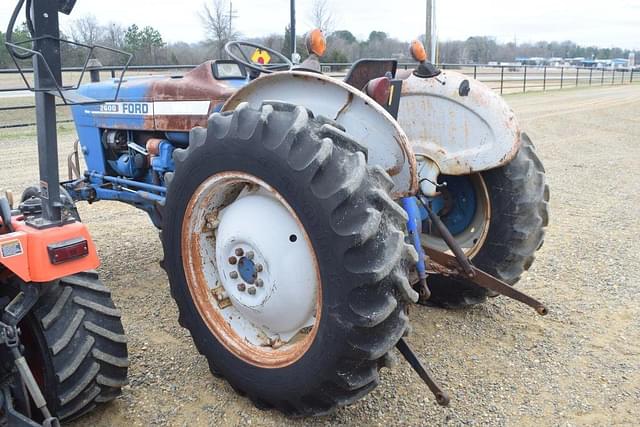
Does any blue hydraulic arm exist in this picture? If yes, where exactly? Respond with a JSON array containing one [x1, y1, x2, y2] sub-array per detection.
[[401, 197, 430, 301]]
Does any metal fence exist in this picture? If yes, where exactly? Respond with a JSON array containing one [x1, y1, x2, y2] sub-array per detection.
[[1, 63, 637, 129]]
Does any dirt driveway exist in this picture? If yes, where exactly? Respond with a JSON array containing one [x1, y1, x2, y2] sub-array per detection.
[[1, 84, 639, 426]]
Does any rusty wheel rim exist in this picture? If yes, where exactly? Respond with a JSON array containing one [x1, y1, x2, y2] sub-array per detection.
[[182, 172, 321, 369]]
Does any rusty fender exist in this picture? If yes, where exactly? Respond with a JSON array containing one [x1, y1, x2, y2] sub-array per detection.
[[223, 71, 420, 198], [398, 71, 521, 176]]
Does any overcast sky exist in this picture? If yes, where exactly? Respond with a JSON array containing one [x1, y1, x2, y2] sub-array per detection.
[[2, 0, 638, 49]]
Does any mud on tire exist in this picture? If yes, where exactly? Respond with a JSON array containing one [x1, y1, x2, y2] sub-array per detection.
[[18, 272, 129, 421], [162, 102, 418, 416], [427, 133, 550, 308]]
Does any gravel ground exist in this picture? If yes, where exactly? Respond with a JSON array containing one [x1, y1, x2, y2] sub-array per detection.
[[1, 84, 639, 426]]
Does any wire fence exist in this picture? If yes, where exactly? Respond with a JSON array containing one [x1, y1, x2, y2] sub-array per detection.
[[1, 63, 637, 129]]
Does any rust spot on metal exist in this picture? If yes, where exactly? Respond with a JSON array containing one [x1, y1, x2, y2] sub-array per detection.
[[211, 285, 232, 309], [150, 61, 235, 131], [150, 62, 235, 101], [334, 92, 354, 121], [146, 138, 163, 156]]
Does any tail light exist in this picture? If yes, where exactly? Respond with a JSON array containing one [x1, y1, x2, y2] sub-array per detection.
[[365, 77, 392, 107], [48, 238, 89, 265]]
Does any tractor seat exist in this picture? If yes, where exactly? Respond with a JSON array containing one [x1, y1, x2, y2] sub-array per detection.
[[344, 59, 398, 91]]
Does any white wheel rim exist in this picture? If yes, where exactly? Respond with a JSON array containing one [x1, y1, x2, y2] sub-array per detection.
[[182, 172, 321, 368]]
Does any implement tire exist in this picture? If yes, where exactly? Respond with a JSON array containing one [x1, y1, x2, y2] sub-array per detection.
[[426, 133, 550, 308], [4, 272, 128, 422], [162, 102, 417, 416]]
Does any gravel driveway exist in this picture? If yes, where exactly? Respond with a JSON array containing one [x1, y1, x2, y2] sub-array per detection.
[[1, 84, 639, 426]]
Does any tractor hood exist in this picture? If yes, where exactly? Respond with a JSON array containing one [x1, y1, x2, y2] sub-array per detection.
[[72, 62, 247, 132]]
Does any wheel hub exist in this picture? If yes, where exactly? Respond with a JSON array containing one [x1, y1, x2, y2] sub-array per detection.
[[422, 173, 491, 258], [219, 242, 271, 309]]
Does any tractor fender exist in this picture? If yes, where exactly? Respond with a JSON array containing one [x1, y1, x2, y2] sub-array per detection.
[[398, 71, 521, 175], [222, 71, 419, 198]]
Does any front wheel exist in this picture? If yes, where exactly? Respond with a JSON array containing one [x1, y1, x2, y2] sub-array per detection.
[[162, 102, 418, 416], [423, 133, 549, 308]]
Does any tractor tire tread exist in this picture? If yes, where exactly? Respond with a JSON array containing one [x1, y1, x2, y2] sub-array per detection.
[[427, 132, 549, 308], [164, 102, 414, 416], [29, 273, 128, 421]]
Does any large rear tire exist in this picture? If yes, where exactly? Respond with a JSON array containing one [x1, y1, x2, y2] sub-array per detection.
[[162, 102, 417, 416], [424, 133, 550, 308], [11, 272, 129, 422]]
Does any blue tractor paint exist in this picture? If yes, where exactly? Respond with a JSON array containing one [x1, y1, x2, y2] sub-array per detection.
[[422, 175, 477, 236], [402, 197, 427, 282], [165, 132, 190, 146], [238, 256, 258, 284], [66, 63, 251, 222], [150, 141, 176, 177]]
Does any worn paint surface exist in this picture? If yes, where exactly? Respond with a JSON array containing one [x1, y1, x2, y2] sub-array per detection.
[[398, 71, 521, 175], [223, 71, 419, 198], [181, 172, 322, 368], [150, 62, 237, 130], [74, 62, 242, 133]]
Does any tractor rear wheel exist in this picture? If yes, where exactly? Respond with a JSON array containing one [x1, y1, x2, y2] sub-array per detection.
[[423, 133, 549, 308], [162, 102, 417, 416], [2, 272, 129, 422]]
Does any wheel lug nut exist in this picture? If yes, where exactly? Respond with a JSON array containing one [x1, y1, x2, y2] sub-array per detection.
[[235, 248, 244, 257], [248, 287, 256, 295], [228, 256, 237, 265], [256, 264, 263, 272], [237, 283, 246, 292], [256, 279, 264, 287], [230, 271, 238, 279], [247, 251, 254, 260]]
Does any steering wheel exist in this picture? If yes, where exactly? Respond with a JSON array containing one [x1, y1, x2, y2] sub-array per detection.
[[225, 41, 293, 74]]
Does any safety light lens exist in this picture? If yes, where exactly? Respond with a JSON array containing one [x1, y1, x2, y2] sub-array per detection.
[[410, 40, 428, 63], [48, 238, 89, 265], [365, 77, 392, 106], [306, 29, 327, 57]]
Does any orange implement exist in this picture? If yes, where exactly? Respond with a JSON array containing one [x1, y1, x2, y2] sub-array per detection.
[[0, 217, 99, 283]]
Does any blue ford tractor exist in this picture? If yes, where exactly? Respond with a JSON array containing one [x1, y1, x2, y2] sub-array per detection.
[[2, 1, 549, 422]]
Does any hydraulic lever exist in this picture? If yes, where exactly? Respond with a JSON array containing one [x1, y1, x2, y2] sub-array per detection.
[[424, 201, 548, 316]]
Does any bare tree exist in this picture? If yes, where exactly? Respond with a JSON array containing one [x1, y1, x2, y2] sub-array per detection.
[[200, 0, 238, 58], [309, 0, 335, 35], [105, 22, 126, 49], [69, 15, 102, 46]]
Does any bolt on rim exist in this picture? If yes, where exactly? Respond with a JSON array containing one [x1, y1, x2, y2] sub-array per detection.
[[182, 172, 321, 368]]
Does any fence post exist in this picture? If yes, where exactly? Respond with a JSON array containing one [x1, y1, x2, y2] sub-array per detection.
[[601, 69, 605, 85], [87, 59, 102, 83], [543, 67, 547, 91], [612, 69, 616, 85], [500, 66, 504, 95], [110, 69, 116, 78], [523, 66, 527, 93], [589, 68, 593, 85], [632, 69, 635, 84], [575, 68, 579, 86], [560, 67, 564, 89], [473, 65, 477, 79]]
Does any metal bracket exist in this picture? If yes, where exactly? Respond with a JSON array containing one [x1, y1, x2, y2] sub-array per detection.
[[1, 321, 59, 426], [396, 338, 450, 406], [422, 199, 548, 315], [426, 248, 548, 315], [2, 284, 42, 326]]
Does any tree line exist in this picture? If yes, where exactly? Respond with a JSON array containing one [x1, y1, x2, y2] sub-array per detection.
[[0, 3, 636, 69]]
